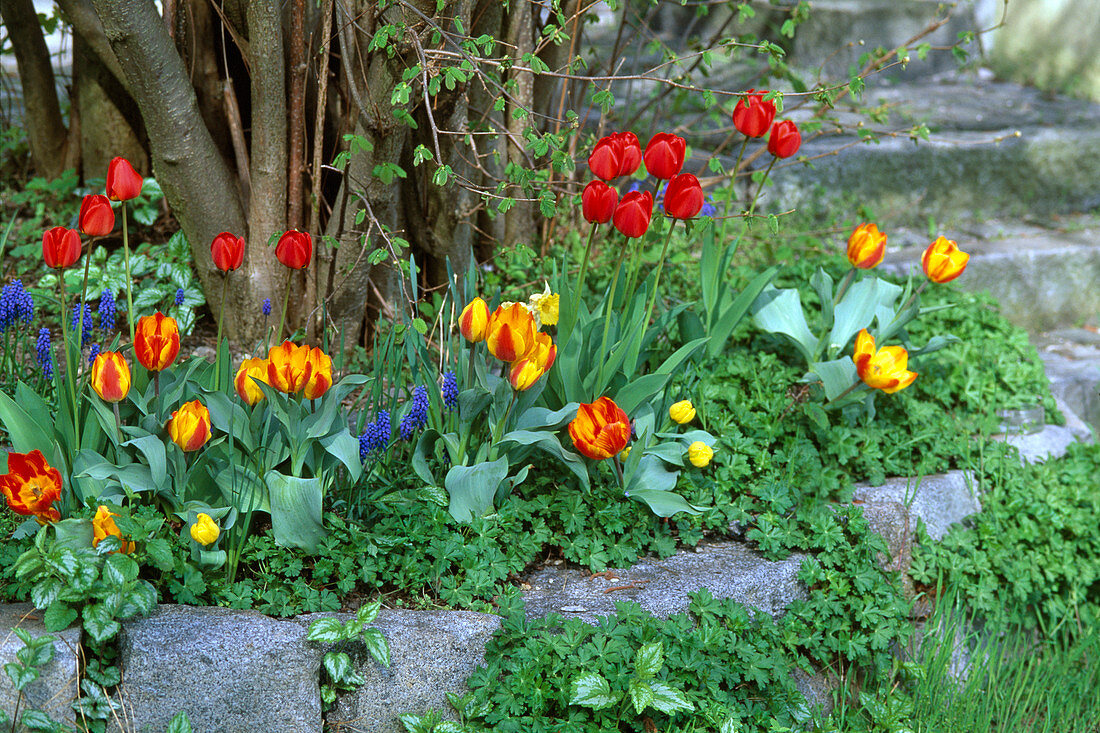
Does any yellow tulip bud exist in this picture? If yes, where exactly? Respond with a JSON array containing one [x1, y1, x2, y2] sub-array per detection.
[[190, 513, 220, 546], [669, 400, 696, 424], [688, 441, 714, 468], [619, 446, 631, 459]]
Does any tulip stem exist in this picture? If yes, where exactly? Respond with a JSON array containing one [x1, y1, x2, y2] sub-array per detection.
[[57, 277, 80, 449], [572, 223, 599, 330], [465, 342, 478, 390], [720, 137, 750, 226], [834, 269, 857, 305], [277, 269, 293, 342], [641, 220, 679, 333], [613, 454, 625, 490], [826, 379, 867, 407], [489, 392, 518, 462], [121, 202, 136, 345], [112, 402, 122, 445], [154, 371, 161, 418], [77, 240, 92, 360], [595, 241, 630, 395], [214, 275, 230, 392]]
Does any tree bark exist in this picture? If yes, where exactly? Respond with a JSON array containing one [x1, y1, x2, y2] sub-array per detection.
[[2, 0, 72, 178], [91, 0, 253, 335]]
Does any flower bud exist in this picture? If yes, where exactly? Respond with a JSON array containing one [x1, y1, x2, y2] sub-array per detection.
[[459, 298, 490, 343], [688, 441, 714, 468], [190, 513, 220, 546], [669, 400, 695, 424], [847, 223, 887, 269], [921, 236, 969, 284]]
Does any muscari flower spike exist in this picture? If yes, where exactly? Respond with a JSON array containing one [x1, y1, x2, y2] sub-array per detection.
[[0, 280, 34, 333], [262, 298, 272, 316], [88, 344, 101, 367], [399, 387, 429, 441], [71, 303, 94, 346], [442, 371, 458, 410], [175, 288, 185, 306], [99, 290, 117, 332], [36, 328, 54, 379]]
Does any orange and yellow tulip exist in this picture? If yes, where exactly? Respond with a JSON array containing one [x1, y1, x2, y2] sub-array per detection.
[[267, 341, 312, 394], [852, 329, 917, 394], [92, 505, 133, 553], [508, 358, 545, 391], [485, 303, 538, 363], [921, 236, 969, 284], [234, 358, 270, 406], [90, 351, 131, 403], [168, 400, 211, 452], [0, 450, 62, 524], [459, 298, 490, 343], [135, 312, 180, 372], [568, 396, 631, 461], [847, 223, 886, 269], [302, 346, 333, 400]]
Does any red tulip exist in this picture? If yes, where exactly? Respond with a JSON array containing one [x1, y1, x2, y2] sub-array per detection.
[[643, 133, 686, 180], [582, 180, 618, 224], [611, 132, 642, 177], [612, 191, 653, 239], [664, 174, 704, 220], [42, 227, 81, 269], [588, 136, 622, 181], [106, 157, 144, 201], [211, 232, 246, 272], [732, 89, 777, 138], [79, 195, 115, 236], [767, 120, 801, 159], [275, 230, 312, 269]]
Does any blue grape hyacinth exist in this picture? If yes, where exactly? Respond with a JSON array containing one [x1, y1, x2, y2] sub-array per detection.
[[400, 387, 429, 440], [99, 290, 117, 331], [71, 303, 94, 346], [262, 298, 272, 316], [88, 344, 101, 367], [359, 410, 392, 459], [0, 280, 34, 333], [36, 328, 54, 378], [174, 288, 185, 306], [442, 371, 458, 410]]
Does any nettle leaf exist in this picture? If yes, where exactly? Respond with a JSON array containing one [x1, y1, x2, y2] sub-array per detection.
[[43, 603, 77, 631], [307, 617, 345, 644], [362, 627, 390, 668], [324, 651, 352, 683], [569, 672, 618, 709], [18, 709, 58, 731], [165, 711, 193, 733], [4, 662, 38, 690], [82, 603, 121, 644], [628, 678, 655, 714], [633, 641, 663, 679], [647, 681, 693, 714]]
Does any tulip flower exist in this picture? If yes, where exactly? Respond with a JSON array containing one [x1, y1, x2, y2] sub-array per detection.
[[643, 133, 686, 180], [459, 298, 490, 343], [106, 157, 144, 201], [582, 180, 618, 224], [92, 505, 133, 553], [528, 287, 559, 328], [485, 303, 538, 363], [922, 236, 970, 284], [302, 346, 334, 400], [664, 174, 704, 220], [79, 195, 115, 236], [732, 90, 777, 138], [688, 441, 714, 468], [168, 400, 212, 452], [852, 329, 917, 394], [569, 396, 631, 461], [42, 227, 81, 269], [588, 135, 623, 181], [90, 351, 131, 403], [190, 513, 220, 546], [767, 120, 801, 159], [612, 132, 642, 178], [211, 232, 246, 272], [613, 191, 653, 239], [528, 331, 557, 371], [508, 357, 546, 391], [267, 341, 313, 394], [135, 312, 181, 372], [669, 400, 695, 424], [0, 450, 62, 524], [275, 230, 313, 270], [235, 358, 270, 405], [847, 223, 887, 269]]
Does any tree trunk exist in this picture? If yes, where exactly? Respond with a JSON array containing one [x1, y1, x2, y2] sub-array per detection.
[[2, 0, 72, 178], [72, 32, 147, 178]]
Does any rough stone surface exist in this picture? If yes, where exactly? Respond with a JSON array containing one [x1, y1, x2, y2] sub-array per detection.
[[997, 423, 1079, 464], [856, 501, 917, 598], [881, 226, 1100, 333], [300, 609, 501, 733], [111, 605, 322, 733], [0, 604, 81, 730], [1036, 330, 1100, 434], [520, 541, 808, 624], [853, 470, 980, 541]]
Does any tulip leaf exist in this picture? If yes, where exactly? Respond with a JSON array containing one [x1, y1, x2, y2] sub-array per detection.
[[809, 358, 859, 401], [830, 278, 904, 358], [266, 471, 326, 553], [412, 429, 443, 486], [625, 488, 704, 518], [444, 457, 509, 523], [906, 334, 960, 358], [811, 267, 835, 332], [498, 430, 590, 489], [513, 403, 579, 431], [750, 287, 818, 364], [615, 374, 671, 417], [0, 384, 54, 460], [319, 430, 363, 483], [707, 265, 780, 359], [654, 337, 708, 376], [625, 454, 678, 495], [643, 441, 685, 467], [122, 435, 167, 488]]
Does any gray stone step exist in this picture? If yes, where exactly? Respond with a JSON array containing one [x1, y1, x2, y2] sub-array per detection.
[[0, 604, 80, 732]]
